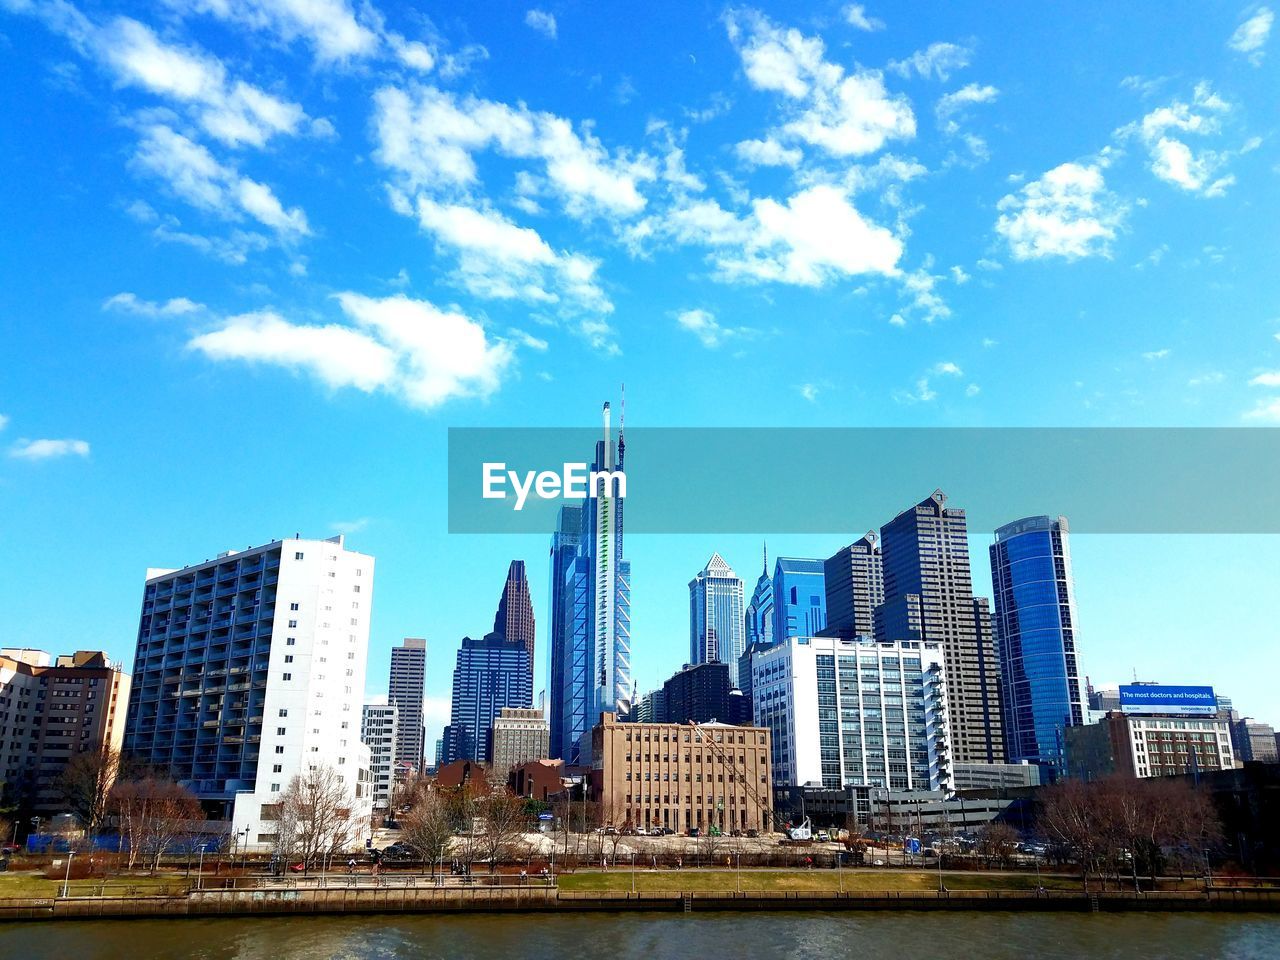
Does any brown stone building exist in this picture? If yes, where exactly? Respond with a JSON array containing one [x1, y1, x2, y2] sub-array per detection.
[[590, 712, 772, 834], [509, 758, 564, 802], [0, 649, 131, 816], [432, 758, 491, 794]]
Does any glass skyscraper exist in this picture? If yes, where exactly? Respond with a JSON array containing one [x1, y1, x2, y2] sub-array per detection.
[[442, 634, 531, 764], [772, 557, 827, 641], [989, 515, 1085, 780], [550, 401, 631, 765], [547, 504, 581, 761], [688, 552, 746, 686]]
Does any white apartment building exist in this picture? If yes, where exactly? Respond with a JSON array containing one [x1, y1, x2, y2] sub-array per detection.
[[123, 535, 374, 849], [361, 698, 399, 811], [752, 636, 953, 793]]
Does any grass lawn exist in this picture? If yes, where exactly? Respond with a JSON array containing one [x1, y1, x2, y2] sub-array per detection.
[[0, 871, 193, 898], [556, 869, 1081, 894]]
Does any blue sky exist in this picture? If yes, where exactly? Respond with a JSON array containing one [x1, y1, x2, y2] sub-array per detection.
[[2, 1, 1278, 743]]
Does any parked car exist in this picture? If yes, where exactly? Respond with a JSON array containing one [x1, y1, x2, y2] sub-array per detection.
[[688, 828, 700, 838], [745, 829, 759, 838], [634, 827, 648, 836]]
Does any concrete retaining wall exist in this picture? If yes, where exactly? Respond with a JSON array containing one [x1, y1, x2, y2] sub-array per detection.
[[0, 887, 1276, 921]]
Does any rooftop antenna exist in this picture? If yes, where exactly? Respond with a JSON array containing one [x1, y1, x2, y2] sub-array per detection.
[[617, 382, 626, 469], [762, 540, 768, 576]]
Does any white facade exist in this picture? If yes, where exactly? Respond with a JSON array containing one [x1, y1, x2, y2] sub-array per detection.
[[753, 636, 953, 794], [362, 698, 399, 811], [126, 535, 374, 850]]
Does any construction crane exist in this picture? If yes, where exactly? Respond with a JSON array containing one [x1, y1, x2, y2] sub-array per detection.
[[689, 722, 793, 834]]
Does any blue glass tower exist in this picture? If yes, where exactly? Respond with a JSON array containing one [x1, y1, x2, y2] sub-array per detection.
[[772, 557, 826, 641], [990, 515, 1085, 780], [442, 634, 531, 764], [547, 504, 582, 760]]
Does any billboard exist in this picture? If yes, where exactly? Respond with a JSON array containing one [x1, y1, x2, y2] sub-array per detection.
[[1119, 684, 1217, 716]]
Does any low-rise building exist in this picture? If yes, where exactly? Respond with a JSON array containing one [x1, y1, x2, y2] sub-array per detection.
[[509, 758, 564, 802], [591, 712, 772, 834], [1067, 710, 1235, 781], [952, 761, 1043, 792], [1233, 718, 1279, 764], [0, 649, 131, 817]]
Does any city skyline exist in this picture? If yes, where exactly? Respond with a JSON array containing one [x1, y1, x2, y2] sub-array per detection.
[[3, 0, 1279, 756]]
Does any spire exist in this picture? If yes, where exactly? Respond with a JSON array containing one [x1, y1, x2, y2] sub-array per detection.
[[762, 540, 768, 575]]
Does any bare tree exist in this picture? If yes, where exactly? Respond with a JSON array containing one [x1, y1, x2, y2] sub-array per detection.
[[474, 789, 529, 873], [110, 777, 202, 872], [275, 765, 361, 872], [977, 822, 1019, 868], [57, 747, 123, 839], [400, 789, 454, 874]]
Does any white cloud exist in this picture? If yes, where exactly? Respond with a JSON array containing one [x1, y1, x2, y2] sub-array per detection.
[[950, 265, 970, 284], [103, 291, 203, 316], [411, 197, 612, 327], [1249, 370, 1280, 387], [1244, 397, 1280, 421], [9, 438, 91, 460], [1228, 7, 1273, 64], [373, 85, 653, 219], [933, 361, 963, 376], [133, 124, 309, 236], [735, 137, 803, 167], [712, 185, 904, 285], [843, 4, 884, 31], [189, 294, 516, 410], [675, 308, 758, 349], [0, 413, 8, 431], [798, 383, 820, 402], [1143, 348, 1171, 361], [167, 0, 379, 62], [331, 518, 370, 534], [995, 160, 1127, 261], [1187, 371, 1225, 387], [525, 9, 557, 39], [965, 383, 981, 397], [724, 9, 915, 159], [1120, 83, 1246, 196], [901, 266, 950, 322], [888, 42, 972, 82]]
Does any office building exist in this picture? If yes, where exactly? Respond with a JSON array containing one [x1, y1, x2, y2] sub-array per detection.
[[1066, 684, 1235, 780], [745, 545, 775, 650], [492, 560, 535, 680], [823, 533, 883, 640], [590, 712, 772, 834], [555, 402, 631, 765], [361, 698, 398, 811], [877, 490, 1004, 764], [989, 515, 1086, 780], [490, 706, 550, 779], [388, 638, 427, 773], [659, 661, 738, 725], [547, 504, 582, 761], [1234, 719, 1279, 763], [688, 553, 746, 685], [772, 557, 826, 641], [0, 649, 130, 816], [442, 634, 531, 764], [123, 535, 374, 846], [751, 636, 953, 793]]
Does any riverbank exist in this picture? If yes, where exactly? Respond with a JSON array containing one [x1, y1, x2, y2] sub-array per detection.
[[0, 883, 1276, 921]]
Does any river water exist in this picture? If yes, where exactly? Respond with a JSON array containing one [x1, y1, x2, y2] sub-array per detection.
[[3, 912, 1279, 960]]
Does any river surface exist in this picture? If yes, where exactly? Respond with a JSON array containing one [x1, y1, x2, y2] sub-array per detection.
[[2, 912, 1279, 960]]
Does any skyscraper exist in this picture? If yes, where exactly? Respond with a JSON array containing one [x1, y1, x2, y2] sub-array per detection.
[[772, 557, 827, 641], [442, 634, 532, 764], [493, 560, 535, 676], [547, 504, 582, 761], [824, 532, 883, 639], [123, 535, 374, 846], [688, 552, 746, 685], [388, 637, 427, 773], [361, 698, 398, 811], [556, 401, 631, 764], [990, 515, 1085, 780], [877, 490, 1004, 764], [745, 544, 775, 650]]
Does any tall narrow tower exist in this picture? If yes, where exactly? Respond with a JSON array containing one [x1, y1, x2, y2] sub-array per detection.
[[689, 553, 746, 685], [493, 560, 535, 691]]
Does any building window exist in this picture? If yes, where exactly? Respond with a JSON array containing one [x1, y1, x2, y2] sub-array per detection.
[[294, 552, 304, 560], [282, 673, 292, 681], [277, 727, 286, 736], [275, 746, 284, 754], [287, 638, 296, 646], [278, 709, 288, 717], [290, 603, 299, 611], [288, 620, 298, 628], [273, 764, 282, 773]]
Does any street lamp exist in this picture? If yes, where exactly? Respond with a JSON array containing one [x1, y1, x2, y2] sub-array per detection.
[[62, 851, 75, 898]]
